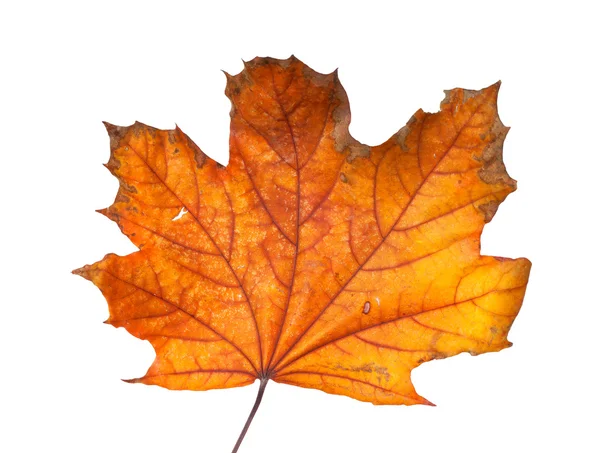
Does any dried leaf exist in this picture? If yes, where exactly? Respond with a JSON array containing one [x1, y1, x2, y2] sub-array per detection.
[[75, 56, 531, 450]]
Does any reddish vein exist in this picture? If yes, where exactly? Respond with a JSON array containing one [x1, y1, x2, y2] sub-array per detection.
[[123, 140, 263, 373], [101, 269, 259, 375], [271, 94, 491, 372], [275, 274, 524, 373], [265, 65, 301, 372]]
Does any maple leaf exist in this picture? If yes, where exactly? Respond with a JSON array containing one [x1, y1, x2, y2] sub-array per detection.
[[74, 56, 531, 452]]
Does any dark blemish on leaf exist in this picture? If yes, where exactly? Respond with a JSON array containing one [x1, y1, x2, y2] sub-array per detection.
[[301, 63, 332, 88], [333, 362, 390, 380], [417, 352, 446, 364], [193, 148, 207, 169], [104, 122, 127, 152], [340, 173, 348, 183], [478, 117, 516, 188], [131, 122, 144, 138], [330, 82, 371, 160], [461, 88, 481, 102], [363, 301, 371, 314], [346, 145, 370, 162], [174, 148, 180, 154], [478, 200, 500, 223], [119, 180, 137, 194], [177, 127, 207, 169], [395, 123, 411, 151]]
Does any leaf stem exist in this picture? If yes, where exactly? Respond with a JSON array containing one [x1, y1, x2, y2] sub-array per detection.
[[231, 378, 269, 453]]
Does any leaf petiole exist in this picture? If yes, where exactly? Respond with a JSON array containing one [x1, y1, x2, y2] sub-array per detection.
[[231, 378, 269, 453]]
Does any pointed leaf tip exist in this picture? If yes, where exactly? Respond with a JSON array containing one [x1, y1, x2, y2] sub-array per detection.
[[102, 121, 116, 130], [72, 266, 90, 280], [122, 378, 142, 384]]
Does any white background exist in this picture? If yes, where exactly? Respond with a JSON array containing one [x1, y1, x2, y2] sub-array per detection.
[[1, 1, 598, 452]]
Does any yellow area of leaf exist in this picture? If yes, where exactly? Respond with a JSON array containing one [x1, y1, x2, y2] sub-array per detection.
[[75, 56, 530, 405]]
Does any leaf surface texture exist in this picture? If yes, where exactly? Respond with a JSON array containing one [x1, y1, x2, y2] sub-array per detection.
[[76, 57, 531, 405]]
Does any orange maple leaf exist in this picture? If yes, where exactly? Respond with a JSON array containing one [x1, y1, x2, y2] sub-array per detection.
[[75, 56, 531, 452]]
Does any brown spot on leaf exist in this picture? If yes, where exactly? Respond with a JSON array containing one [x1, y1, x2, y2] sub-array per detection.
[[363, 301, 371, 314], [462, 88, 482, 102], [395, 123, 411, 152], [478, 200, 500, 223], [301, 63, 334, 88], [118, 180, 137, 194], [334, 362, 390, 380], [478, 116, 516, 188], [103, 122, 127, 151], [330, 78, 371, 160], [175, 125, 207, 169]]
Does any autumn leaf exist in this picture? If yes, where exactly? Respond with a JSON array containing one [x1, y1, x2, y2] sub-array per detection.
[[74, 56, 531, 452]]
